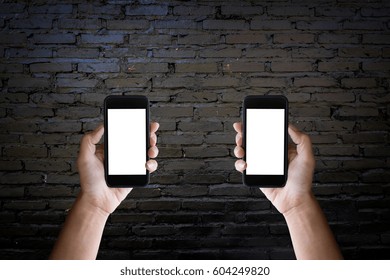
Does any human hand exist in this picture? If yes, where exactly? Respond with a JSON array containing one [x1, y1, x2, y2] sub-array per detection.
[[233, 122, 315, 215], [77, 122, 159, 215]]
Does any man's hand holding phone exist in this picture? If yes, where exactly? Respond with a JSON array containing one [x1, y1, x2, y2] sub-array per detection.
[[233, 122, 315, 214], [78, 122, 159, 215]]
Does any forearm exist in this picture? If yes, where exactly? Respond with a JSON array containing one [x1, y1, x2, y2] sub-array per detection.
[[284, 194, 343, 260], [49, 194, 109, 260]]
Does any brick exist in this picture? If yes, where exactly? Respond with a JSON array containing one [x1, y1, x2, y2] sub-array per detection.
[[342, 132, 386, 144], [157, 147, 182, 158], [0, 34, 27, 45], [56, 48, 99, 58], [10, 16, 53, 29], [155, 20, 197, 29], [361, 8, 390, 17], [132, 226, 176, 237], [4, 145, 47, 158], [4, 201, 46, 210], [341, 78, 376, 88], [316, 7, 356, 17], [338, 106, 378, 117], [105, 78, 148, 88], [318, 62, 359, 72], [338, 47, 381, 58], [182, 201, 225, 211], [29, 4, 72, 14], [151, 106, 193, 117], [153, 77, 196, 88], [343, 21, 383, 30], [272, 61, 313, 72], [24, 159, 69, 172], [0, 120, 39, 133], [111, 214, 154, 224], [126, 63, 168, 73], [59, 19, 100, 29], [314, 121, 355, 131], [184, 147, 228, 158], [269, 6, 312, 16], [317, 146, 360, 156], [316, 171, 358, 183], [0, 64, 24, 72], [8, 77, 50, 88], [311, 92, 355, 102], [30, 63, 72, 72], [222, 5, 263, 15], [250, 77, 289, 87], [223, 225, 268, 236], [290, 106, 330, 117], [246, 48, 289, 58], [137, 200, 181, 211], [153, 49, 195, 58], [201, 77, 240, 88], [12, 106, 54, 118], [178, 34, 221, 45], [363, 62, 390, 71], [225, 33, 267, 44], [196, 106, 239, 117], [107, 20, 149, 30], [200, 48, 241, 58], [184, 174, 226, 184], [57, 77, 98, 88], [294, 77, 337, 87], [179, 121, 223, 132], [0, 160, 23, 171], [175, 91, 218, 103], [8, 48, 53, 58], [0, 173, 43, 184], [78, 62, 119, 73], [33, 34, 76, 44], [56, 107, 100, 119], [362, 170, 390, 183], [126, 5, 168, 16], [78, 4, 121, 15], [251, 20, 291, 30], [0, 186, 25, 198], [162, 185, 208, 197], [292, 48, 335, 58], [209, 184, 251, 196], [159, 134, 203, 146], [129, 34, 171, 46], [274, 33, 315, 44], [28, 185, 74, 197], [223, 62, 264, 73], [318, 34, 359, 44], [81, 34, 124, 44], [173, 5, 213, 15], [0, 3, 25, 13], [39, 121, 82, 133], [204, 20, 246, 30], [296, 21, 339, 30], [176, 63, 217, 73]]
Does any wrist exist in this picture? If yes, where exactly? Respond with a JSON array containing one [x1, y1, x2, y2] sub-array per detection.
[[282, 192, 318, 220], [73, 193, 111, 221]]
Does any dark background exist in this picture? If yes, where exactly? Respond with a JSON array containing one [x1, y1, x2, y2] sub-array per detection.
[[0, 0, 389, 259]]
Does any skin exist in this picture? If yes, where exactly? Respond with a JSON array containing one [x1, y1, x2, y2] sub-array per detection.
[[233, 122, 343, 260], [50, 123, 159, 260]]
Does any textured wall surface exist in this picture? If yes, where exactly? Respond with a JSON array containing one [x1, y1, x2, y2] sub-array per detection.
[[0, 0, 389, 259]]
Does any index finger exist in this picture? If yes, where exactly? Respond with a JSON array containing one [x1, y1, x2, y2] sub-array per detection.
[[150, 122, 159, 133], [233, 122, 242, 133]]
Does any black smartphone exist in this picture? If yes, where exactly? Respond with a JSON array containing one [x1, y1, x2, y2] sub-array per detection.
[[104, 95, 149, 187], [243, 95, 288, 187]]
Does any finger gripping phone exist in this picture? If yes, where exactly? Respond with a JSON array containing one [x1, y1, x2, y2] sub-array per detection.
[[104, 95, 149, 187], [243, 95, 288, 187]]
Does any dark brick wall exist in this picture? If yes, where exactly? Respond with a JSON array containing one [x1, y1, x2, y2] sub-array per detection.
[[0, 0, 389, 259]]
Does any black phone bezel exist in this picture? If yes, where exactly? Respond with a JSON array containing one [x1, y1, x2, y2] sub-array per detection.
[[104, 95, 150, 187], [243, 95, 288, 187]]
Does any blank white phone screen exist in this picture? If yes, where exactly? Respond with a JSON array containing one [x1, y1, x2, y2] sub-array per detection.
[[246, 109, 285, 175], [107, 109, 146, 175]]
